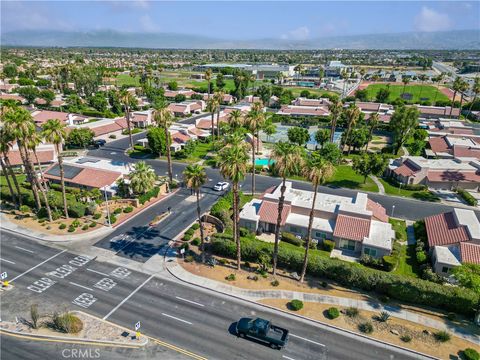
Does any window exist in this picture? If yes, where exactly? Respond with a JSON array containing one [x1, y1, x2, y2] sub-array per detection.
[[364, 247, 377, 257], [315, 231, 326, 239], [340, 239, 356, 251], [441, 266, 450, 274], [290, 226, 299, 234]]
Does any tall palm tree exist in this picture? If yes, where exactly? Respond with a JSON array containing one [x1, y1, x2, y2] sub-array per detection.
[[217, 142, 248, 270], [299, 154, 334, 282], [271, 142, 304, 276], [457, 78, 469, 117], [228, 109, 243, 131], [214, 90, 225, 139], [206, 96, 219, 141], [3, 107, 42, 210], [245, 101, 265, 196], [42, 118, 69, 218], [401, 75, 410, 96], [433, 72, 445, 105], [183, 164, 208, 263], [205, 68, 213, 99], [468, 77, 480, 116], [152, 102, 174, 183], [120, 90, 136, 149], [365, 112, 379, 152], [343, 104, 361, 155], [328, 99, 343, 143], [417, 74, 427, 101], [129, 161, 156, 194], [450, 77, 467, 118], [0, 127, 21, 207]]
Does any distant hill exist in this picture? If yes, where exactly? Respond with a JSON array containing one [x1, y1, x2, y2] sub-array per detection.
[[2, 29, 479, 50]]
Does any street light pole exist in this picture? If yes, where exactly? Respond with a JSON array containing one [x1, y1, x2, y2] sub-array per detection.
[[104, 186, 111, 227], [391, 205, 395, 218]]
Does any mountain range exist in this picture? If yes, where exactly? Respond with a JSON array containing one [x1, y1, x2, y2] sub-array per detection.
[[2, 29, 479, 50]]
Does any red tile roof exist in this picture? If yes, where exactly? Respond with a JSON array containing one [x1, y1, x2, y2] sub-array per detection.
[[333, 214, 370, 242], [452, 146, 480, 160], [460, 242, 480, 264], [5, 150, 55, 166], [425, 212, 470, 247], [367, 199, 389, 223], [426, 170, 480, 183], [429, 137, 450, 153], [393, 162, 418, 177], [171, 131, 191, 144], [44, 164, 121, 189], [90, 123, 123, 136], [258, 200, 290, 226]]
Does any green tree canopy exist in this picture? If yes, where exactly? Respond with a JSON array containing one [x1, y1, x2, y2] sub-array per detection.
[[318, 142, 342, 165], [287, 126, 310, 146], [146, 127, 167, 156], [389, 105, 419, 154], [66, 128, 94, 148], [352, 153, 388, 183], [452, 263, 480, 294]]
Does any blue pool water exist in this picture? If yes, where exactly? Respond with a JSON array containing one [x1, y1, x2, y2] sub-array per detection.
[[255, 158, 274, 166]]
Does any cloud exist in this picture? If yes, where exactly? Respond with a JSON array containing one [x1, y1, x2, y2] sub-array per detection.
[[281, 26, 310, 40], [139, 14, 159, 32], [414, 6, 452, 32]]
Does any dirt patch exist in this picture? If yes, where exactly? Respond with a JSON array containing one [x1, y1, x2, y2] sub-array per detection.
[[259, 299, 475, 360]]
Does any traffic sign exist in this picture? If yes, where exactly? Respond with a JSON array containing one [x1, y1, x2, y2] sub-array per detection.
[[1, 272, 7, 280], [135, 321, 141, 330]]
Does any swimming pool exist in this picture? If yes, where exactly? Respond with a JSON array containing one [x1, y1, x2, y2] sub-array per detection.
[[255, 158, 274, 166]]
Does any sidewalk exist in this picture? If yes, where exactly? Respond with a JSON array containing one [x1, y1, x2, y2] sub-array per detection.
[[369, 175, 385, 195], [165, 256, 479, 345]]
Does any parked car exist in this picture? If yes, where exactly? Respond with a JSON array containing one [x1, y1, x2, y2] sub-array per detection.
[[94, 139, 107, 146], [213, 181, 229, 191], [236, 317, 289, 349]]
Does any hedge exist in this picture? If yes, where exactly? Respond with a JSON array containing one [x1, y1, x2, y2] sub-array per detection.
[[67, 203, 86, 218], [210, 237, 479, 316], [138, 187, 160, 205], [281, 232, 303, 247], [457, 189, 478, 206]]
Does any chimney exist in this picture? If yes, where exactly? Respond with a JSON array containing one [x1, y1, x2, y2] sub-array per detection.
[[67, 114, 74, 126]]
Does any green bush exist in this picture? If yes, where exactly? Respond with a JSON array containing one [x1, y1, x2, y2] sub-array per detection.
[[37, 207, 50, 219], [416, 251, 427, 264], [89, 222, 96, 228], [93, 213, 101, 220], [191, 223, 200, 230], [457, 189, 478, 206], [68, 225, 75, 233], [59, 223, 67, 230], [114, 207, 122, 215], [71, 219, 81, 228], [82, 224, 89, 231], [281, 232, 303, 247], [138, 187, 160, 205], [375, 311, 390, 322], [345, 307, 359, 318], [108, 214, 117, 224], [191, 238, 201, 246], [67, 203, 86, 218], [271, 279, 280, 287], [382, 256, 397, 272], [185, 228, 195, 236], [185, 255, 194, 263], [51, 312, 83, 333], [19, 205, 31, 213], [434, 330, 451, 342], [210, 237, 479, 316], [326, 307, 340, 319], [225, 274, 236, 281], [183, 234, 192, 241], [400, 335, 412, 343], [463, 348, 480, 360], [322, 239, 335, 252], [123, 206, 134, 213], [358, 321, 373, 334], [239, 227, 251, 238], [289, 299, 303, 311]]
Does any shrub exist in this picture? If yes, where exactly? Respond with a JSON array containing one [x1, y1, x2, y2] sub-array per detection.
[[271, 279, 280, 287], [185, 228, 195, 236], [59, 223, 67, 230], [183, 234, 192, 242], [225, 274, 236, 281], [191, 223, 200, 230], [289, 299, 304, 311], [345, 307, 359, 318], [191, 238, 201, 246], [81, 224, 89, 231], [382, 256, 397, 272], [93, 213, 101, 220], [375, 311, 391, 322], [89, 222, 96, 228], [123, 206, 134, 213], [416, 251, 427, 264], [19, 205, 31, 213], [463, 348, 480, 360], [51, 312, 83, 333], [138, 187, 160, 205], [185, 255, 194, 263], [326, 307, 340, 319], [219, 258, 228, 265], [434, 330, 451, 342], [108, 215, 117, 224], [322, 240, 335, 252], [114, 207, 122, 215], [71, 219, 81, 228], [358, 321, 374, 334], [109, 134, 116, 139], [457, 188, 478, 206], [30, 304, 39, 329], [37, 207, 50, 219], [281, 232, 303, 247], [180, 242, 190, 251], [68, 225, 75, 233], [67, 203, 86, 218], [400, 335, 412, 343]]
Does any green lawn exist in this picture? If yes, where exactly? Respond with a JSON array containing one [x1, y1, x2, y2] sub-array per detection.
[[363, 84, 449, 103], [379, 178, 440, 202], [393, 244, 421, 278], [389, 218, 407, 242], [325, 165, 378, 193], [115, 74, 140, 87], [288, 87, 338, 98], [0, 174, 26, 186]]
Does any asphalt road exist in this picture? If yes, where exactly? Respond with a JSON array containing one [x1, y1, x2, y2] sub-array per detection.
[[0, 231, 426, 360]]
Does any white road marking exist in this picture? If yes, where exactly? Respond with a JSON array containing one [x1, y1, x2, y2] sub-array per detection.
[[14, 246, 34, 253], [175, 296, 204, 307], [11, 249, 67, 282], [282, 356, 296, 360], [69, 281, 94, 291], [103, 274, 154, 320], [86, 268, 110, 277], [290, 333, 326, 347], [161, 313, 192, 325], [0, 257, 15, 264]]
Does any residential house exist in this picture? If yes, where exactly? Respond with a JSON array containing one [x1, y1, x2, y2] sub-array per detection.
[[415, 105, 460, 119], [427, 135, 480, 160], [277, 105, 330, 117], [239, 182, 394, 258], [30, 110, 90, 127], [346, 101, 394, 123], [164, 89, 195, 99], [292, 97, 332, 107], [72, 118, 128, 139], [167, 100, 205, 117], [425, 208, 480, 276], [202, 93, 234, 104], [2, 142, 57, 168], [130, 110, 153, 128]]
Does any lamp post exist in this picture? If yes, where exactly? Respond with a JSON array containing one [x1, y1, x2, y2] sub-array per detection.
[[391, 205, 395, 218], [104, 186, 111, 227]]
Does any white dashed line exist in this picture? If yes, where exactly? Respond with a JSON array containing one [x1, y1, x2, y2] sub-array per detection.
[[14, 246, 34, 253], [0, 257, 15, 264], [86, 268, 110, 277], [161, 313, 192, 325], [290, 333, 326, 347], [282, 356, 296, 360], [11, 250, 67, 282], [69, 282, 94, 291], [103, 274, 154, 320], [175, 296, 204, 307]]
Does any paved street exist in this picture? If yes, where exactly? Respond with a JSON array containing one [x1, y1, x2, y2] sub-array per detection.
[[0, 231, 424, 360]]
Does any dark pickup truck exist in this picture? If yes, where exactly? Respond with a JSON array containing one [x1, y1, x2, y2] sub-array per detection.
[[236, 317, 289, 349]]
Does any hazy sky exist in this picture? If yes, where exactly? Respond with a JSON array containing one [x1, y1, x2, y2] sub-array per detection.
[[2, 1, 479, 39]]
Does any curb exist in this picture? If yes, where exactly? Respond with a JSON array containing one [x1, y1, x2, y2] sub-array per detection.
[[163, 252, 439, 360]]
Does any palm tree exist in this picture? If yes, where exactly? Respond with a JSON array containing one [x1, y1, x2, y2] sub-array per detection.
[[206, 96, 219, 141], [42, 118, 69, 218], [228, 109, 243, 131], [457, 78, 469, 117], [245, 101, 265, 196], [328, 100, 343, 143], [450, 77, 467, 118], [343, 104, 361, 155], [0, 127, 21, 207], [417, 74, 427, 101], [263, 116, 276, 143], [271, 142, 304, 276], [217, 142, 248, 270], [468, 77, 480, 116], [299, 154, 334, 282], [433, 72, 445, 105], [401, 75, 410, 96], [365, 112, 379, 152], [183, 164, 208, 263], [205, 68, 213, 99], [120, 90, 136, 149], [214, 90, 226, 139], [129, 161, 156, 194], [152, 102, 174, 183]]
